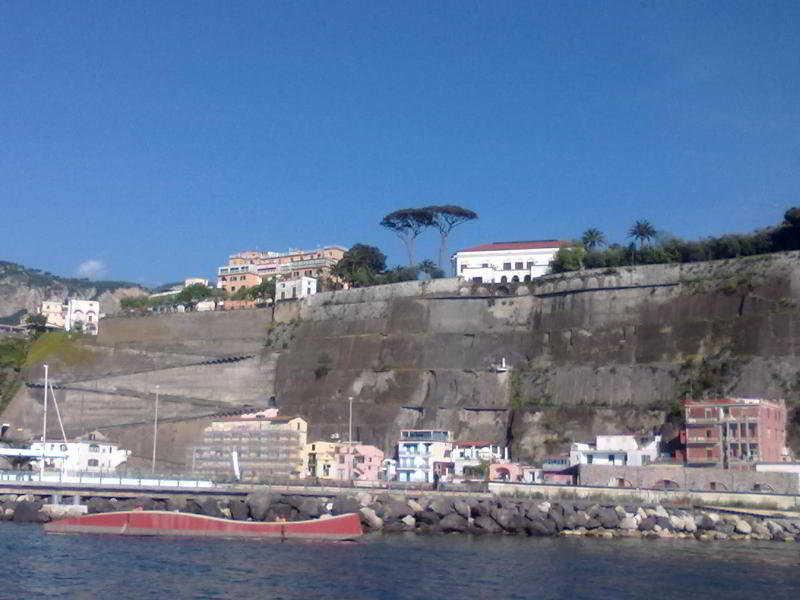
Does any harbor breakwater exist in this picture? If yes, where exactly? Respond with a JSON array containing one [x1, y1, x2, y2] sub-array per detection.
[[3, 490, 800, 543]]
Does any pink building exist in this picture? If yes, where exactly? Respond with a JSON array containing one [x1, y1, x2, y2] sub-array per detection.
[[489, 462, 540, 483], [331, 444, 384, 482]]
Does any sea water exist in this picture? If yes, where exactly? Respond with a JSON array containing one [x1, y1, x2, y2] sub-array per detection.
[[1, 523, 798, 599]]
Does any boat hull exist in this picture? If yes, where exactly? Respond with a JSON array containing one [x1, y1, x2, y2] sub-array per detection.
[[43, 510, 363, 540]]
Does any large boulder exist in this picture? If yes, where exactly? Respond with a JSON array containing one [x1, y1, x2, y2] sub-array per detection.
[[228, 499, 250, 521], [547, 507, 565, 530], [526, 517, 557, 537], [490, 506, 527, 533], [331, 495, 362, 516], [425, 496, 453, 516], [86, 497, 114, 514], [296, 498, 324, 519], [639, 516, 657, 532], [359, 507, 383, 530], [415, 510, 441, 526], [199, 499, 226, 519], [13, 500, 49, 523], [452, 500, 471, 519], [597, 508, 620, 529], [619, 517, 638, 531], [439, 513, 470, 533], [379, 497, 414, 520], [473, 515, 503, 534], [734, 520, 752, 535], [246, 490, 273, 521], [573, 511, 590, 528], [183, 499, 204, 514]]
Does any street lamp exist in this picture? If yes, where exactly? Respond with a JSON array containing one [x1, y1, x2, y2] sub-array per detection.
[[151, 385, 159, 474], [348, 396, 353, 482]]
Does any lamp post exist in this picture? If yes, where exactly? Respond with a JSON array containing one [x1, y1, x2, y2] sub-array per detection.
[[348, 396, 353, 482], [151, 385, 159, 474]]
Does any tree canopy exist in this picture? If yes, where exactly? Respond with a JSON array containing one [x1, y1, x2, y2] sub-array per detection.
[[581, 228, 606, 251], [380, 208, 435, 265], [426, 205, 478, 268], [332, 244, 388, 287], [628, 220, 657, 248]]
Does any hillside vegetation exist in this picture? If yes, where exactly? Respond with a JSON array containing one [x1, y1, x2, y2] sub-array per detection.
[[0, 260, 147, 321]]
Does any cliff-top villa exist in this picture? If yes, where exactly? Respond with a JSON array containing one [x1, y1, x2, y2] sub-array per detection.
[[216, 246, 346, 294], [38, 299, 101, 335], [452, 240, 568, 283]]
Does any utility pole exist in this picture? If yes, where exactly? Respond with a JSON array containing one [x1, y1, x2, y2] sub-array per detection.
[[40, 364, 48, 479], [151, 385, 159, 473]]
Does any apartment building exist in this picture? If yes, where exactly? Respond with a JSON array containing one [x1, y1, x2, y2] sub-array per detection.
[[216, 246, 346, 291], [683, 398, 788, 468], [396, 429, 452, 483], [192, 409, 308, 481]]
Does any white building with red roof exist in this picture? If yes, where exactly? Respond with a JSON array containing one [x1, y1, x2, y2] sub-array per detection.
[[452, 240, 568, 283]]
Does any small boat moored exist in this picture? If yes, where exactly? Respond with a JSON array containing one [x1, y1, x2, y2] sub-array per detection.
[[43, 510, 363, 541]]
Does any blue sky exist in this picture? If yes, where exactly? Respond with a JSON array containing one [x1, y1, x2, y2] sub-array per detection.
[[1, 1, 799, 285]]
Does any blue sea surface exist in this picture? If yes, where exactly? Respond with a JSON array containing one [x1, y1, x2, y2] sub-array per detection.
[[0, 523, 798, 599]]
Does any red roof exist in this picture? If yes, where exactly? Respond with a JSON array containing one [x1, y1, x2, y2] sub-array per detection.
[[459, 240, 569, 253]]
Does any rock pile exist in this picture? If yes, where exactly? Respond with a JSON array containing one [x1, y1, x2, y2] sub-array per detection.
[[3, 491, 799, 543]]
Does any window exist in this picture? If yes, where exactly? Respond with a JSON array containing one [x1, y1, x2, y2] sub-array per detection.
[[748, 423, 757, 437], [60, 444, 68, 452], [473, 277, 483, 283], [526, 261, 534, 269], [481, 263, 489, 268], [460, 264, 467, 271], [89, 444, 99, 453], [503, 262, 512, 270], [515, 262, 523, 270], [587, 455, 593, 464], [88, 459, 99, 467]]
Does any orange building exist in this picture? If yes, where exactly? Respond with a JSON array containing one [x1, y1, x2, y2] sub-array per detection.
[[683, 398, 788, 468], [218, 270, 262, 295]]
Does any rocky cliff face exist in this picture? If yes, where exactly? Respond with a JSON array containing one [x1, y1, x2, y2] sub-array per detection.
[[272, 252, 800, 460], [4, 252, 800, 467], [0, 260, 146, 322]]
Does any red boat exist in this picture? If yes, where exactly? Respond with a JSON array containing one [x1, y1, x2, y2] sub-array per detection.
[[44, 510, 363, 541]]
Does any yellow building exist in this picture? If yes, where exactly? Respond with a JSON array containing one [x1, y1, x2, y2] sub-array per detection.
[[192, 409, 308, 482], [305, 441, 339, 478]]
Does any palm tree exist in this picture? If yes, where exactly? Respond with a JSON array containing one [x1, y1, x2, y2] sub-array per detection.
[[628, 220, 657, 248], [581, 228, 606, 251]]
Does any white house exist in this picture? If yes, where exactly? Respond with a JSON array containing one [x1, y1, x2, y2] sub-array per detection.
[[396, 430, 452, 483], [65, 299, 101, 335], [569, 434, 661, 467], [30, 431, 130, 474], [276, 276, 318, 301], [452, 240, 568, 283], [450, 441, 508, 479]]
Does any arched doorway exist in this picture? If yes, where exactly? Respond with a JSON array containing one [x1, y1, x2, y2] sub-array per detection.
[[500, 276, 508, 283], [653, 479, 680, 491]]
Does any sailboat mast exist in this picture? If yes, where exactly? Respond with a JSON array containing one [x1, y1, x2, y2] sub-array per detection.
[[40, 364, 48, 478]]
